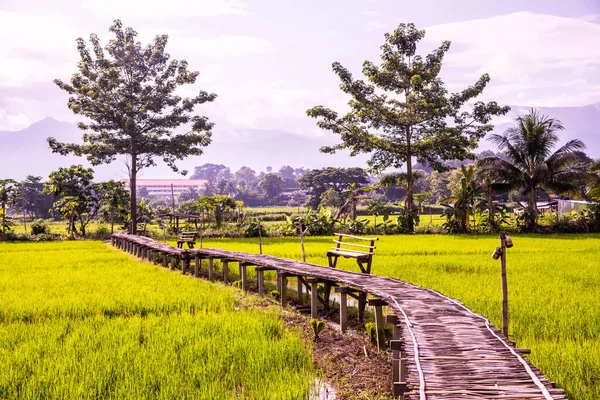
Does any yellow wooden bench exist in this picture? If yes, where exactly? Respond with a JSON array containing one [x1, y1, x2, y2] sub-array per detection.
[[326, 233, 378, 274]]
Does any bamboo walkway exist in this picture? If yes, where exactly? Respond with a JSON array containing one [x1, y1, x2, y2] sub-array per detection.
[[111, 233, 566, 400]]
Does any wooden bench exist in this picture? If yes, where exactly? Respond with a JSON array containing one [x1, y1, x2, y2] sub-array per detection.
[[177, 231, 197, 249], [326, 233, 378, 274], [137, 223, 147, 236]]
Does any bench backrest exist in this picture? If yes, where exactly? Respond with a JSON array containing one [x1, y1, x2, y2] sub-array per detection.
[[137, 223, 147, 234], [179, 231, 197, 241], [332, 233, 378, 255]]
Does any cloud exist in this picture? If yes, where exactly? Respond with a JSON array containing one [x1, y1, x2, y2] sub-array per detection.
[[168, 34, 272, 56], [0, 11, 79, 87], [365, 20, 387, 32], [0, 109, 34, 131], [425, 12, 600, 106], [81, 0, 247, 19]]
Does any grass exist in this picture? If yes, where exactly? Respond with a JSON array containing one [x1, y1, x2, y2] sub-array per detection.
[[191, 234, 600, 400], [0, 241, 316, 399]]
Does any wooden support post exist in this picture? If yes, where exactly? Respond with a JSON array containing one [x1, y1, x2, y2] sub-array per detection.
[[308, 278, 318, 318], [162, 253, 167, 268], [208, 258, 214, 282], [257, 268, 264, 296], [170, 256, 175, 270], [358, 291, 367, 322], [276, 272, 281, 292], [335, 287, 350, 333], [222, 260, 229, 284], [194, 255, 200, 277], [323, 281, 331, 310], [182, 254, 187, 274], [390, 339, 408, 398], [278, 272, 288, 307], [500, 231, 509, 337], [387, 316, 400, 383], [368, 298, 386, 350], [239, 263, 247, 291], [297, 276, 303, 303]]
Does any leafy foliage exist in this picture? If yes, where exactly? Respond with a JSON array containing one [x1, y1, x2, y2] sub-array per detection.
[[49, 20, 216, 232], [298, 167, 368, 209], [480, 109, 591, 232], [0, 179, 17, 240], [285, 208, 338, 236], [310, 318, 326, 341], [307, 23, 509, 232]]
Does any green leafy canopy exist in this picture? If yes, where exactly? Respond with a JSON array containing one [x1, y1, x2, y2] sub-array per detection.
[[307, 23, 509, 173], [49, 20, 217, 232]]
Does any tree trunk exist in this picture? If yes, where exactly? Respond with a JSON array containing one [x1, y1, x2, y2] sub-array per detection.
[[110, 207, 115, 234], [130, 153, 137, 234], [405, 128, 414, 233], [529, 186, 538, 231], [488, 189, 495, 231], [1, 203, 6, 241]]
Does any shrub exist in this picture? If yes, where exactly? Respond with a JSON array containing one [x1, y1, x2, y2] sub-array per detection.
[[92, 224, 111, 239], [310, 318, 326, 341], [270, 290, 280, 300], [30, 219, 49, 235]]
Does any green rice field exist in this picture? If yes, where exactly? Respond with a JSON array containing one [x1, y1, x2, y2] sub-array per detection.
[[2, 234, 599, 399], [0, 241, 315, 399], [190, 234, 600, 400]]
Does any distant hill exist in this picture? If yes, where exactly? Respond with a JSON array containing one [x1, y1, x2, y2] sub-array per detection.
[[1, 102, 598, 180]]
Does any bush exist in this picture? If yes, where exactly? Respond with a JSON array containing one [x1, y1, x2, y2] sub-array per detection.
[[92, 224, 111, 239], [30, 219, 49, 235]]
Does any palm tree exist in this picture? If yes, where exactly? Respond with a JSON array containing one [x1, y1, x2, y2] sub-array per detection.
[[479, 109, 589, 231]]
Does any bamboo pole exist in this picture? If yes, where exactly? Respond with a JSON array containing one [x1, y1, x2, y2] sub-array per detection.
[[500, 231, 509, 337]]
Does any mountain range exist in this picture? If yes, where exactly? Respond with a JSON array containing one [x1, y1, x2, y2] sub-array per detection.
[[1, 103, 598, 181]]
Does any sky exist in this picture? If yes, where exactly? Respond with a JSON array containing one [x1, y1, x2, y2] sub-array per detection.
[[1, 0, 599, 134]]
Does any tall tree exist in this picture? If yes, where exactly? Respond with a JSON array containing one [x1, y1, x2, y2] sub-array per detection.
[[190, 163, 228, 181], [234, 166, 258, 186], [589, 160, 600, 201], [307, 23, 509, 232], [480, 109, 590, 231], [299, 167, 368, 209], [15, 176, 50, 219], [48, 20, 216, 234], [43, 165, 98, 237], [258, 173, 284, 200], [0, 179, 17, 240], [96, 180, 130, 233]]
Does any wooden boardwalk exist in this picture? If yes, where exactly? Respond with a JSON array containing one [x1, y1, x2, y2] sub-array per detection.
[[111, 233, 566, 400]]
